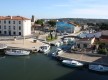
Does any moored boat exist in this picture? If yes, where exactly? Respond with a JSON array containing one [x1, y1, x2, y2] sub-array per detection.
[[89, 64, 108, 72], [5, 49, 30, 56], [62, 60, 83, 67], [52, 48, 63, 57], [39, 45, 50, 54]]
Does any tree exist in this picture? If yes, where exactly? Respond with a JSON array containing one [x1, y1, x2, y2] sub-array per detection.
[[99, 23, 108, 30], [47, 20, 56, 39], [35, 19, 44, 26]]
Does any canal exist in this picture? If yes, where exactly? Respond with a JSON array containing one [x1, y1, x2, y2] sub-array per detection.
[[0, 47, 108, 80]]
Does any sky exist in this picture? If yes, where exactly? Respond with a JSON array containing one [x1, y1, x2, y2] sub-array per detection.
[[0, 0, 108, 19]]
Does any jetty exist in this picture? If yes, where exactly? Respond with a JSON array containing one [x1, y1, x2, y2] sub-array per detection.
[[58, 53, 108, 66]]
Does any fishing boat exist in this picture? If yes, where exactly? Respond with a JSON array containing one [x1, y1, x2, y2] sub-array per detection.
[[39, 45, 50, 54], [52, 48, 63, 57], [89, 64, 108, 72], [5, 49, 30, 56], [62, 60, 83, 67]]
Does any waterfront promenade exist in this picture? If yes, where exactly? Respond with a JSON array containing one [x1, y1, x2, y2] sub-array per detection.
[[0, 38, 46, 51]]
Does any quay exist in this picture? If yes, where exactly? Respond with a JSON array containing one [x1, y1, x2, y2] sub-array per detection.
[[57, 53, 108, 66], [0, 38, 48, 53]]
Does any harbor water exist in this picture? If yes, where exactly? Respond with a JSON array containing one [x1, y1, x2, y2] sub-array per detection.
[[0, 47, 108, 80]]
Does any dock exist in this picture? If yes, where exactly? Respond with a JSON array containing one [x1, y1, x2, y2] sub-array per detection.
[[0, 38, 48, 53], [57, 53, 108, 66]]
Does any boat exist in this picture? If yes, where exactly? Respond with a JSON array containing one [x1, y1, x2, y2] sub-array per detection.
[[5, 49, 30, 56], [55, 41, 63, 47], [89, 64, 108, 72], [52, 48, 63, 57], [62, 60, 83, 67], [39, 45, 50, 54]]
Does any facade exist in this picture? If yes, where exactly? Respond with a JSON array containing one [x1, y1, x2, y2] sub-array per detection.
[[75, 38, 95, 49], [56, 22, 81, 33], [56, 22, 74, 33], [101, 30, 108, 36], [0, 16, 31, 36]]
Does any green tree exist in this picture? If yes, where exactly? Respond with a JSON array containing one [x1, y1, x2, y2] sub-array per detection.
[[47, 20, 56, 39], [35, 19, 44, 26], [99, 23, 108, 30]]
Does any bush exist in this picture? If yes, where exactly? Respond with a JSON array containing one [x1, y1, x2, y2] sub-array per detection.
[[98, 48, 107, 55], [46, 35, 57, 41]]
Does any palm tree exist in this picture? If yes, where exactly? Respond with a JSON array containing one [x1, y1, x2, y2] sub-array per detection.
[[47, 20, 56, 39]]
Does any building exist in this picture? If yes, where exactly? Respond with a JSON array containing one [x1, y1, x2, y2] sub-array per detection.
[[56, 22, 81, 33], [101, 30, 108, 36], [75, 38, 95, 49], [31, 15, 36, 26], [0, 16, 31, 36], [31, 15, 36, 23]]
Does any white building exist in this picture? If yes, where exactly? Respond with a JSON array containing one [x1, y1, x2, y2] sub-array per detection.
[[0, 16, 31, 36]]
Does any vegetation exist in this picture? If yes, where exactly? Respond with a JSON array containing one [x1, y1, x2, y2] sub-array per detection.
[[47, 20, 56, 40], [35, 19, 44, 26], [99, 23, 108, 30], [97, 42, 108, 55], [46, 35, 57, 42]]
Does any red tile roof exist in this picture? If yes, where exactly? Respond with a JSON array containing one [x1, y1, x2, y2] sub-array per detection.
[[0, 16, 30, 20]]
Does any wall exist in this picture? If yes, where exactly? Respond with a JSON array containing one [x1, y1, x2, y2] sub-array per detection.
[[102, 30, 108, 36], [74, 26, 81, 33], [23, 20, 31, 36]]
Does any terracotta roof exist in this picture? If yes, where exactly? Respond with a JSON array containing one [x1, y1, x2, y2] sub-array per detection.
[[0, 16, 30, 20]]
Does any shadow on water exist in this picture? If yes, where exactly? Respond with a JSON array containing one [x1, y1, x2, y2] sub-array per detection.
[[55, 68, 108, 80]]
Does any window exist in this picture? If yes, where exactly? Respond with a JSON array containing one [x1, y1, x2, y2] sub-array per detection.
[[0, 25, 1, 29], [13, 21, 15, 24], [4, 21, 6, 24], [19, 26, 21, 30], [13, 26, 15, 30], [4, 31, 6, 34], [19, 32, 21, 35], [19, 21, 21, 24], [9, 21, 11, 24], [13, 32, 16, 35], [4, 26, 6, 29], [9, 26, 11, 29]]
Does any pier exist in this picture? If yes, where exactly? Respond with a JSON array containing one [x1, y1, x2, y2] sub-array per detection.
[[58, 52, 108, 66]]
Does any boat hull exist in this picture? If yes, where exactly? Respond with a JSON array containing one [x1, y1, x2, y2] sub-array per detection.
[[39, 45, 50, 54], [89, 64, 108, 72], [5, 50, 30, 56], [62, 60, 83, 67]]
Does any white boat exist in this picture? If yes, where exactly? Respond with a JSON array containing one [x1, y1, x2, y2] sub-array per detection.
[[55, 41, 63, 47], [5, 49, 30, 56], [39, 45, 50, 54], [52, 48, 63, 57], [62, 60, 83, 67], [63, 38, 68, 43], [89, 64, 108, 72]]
